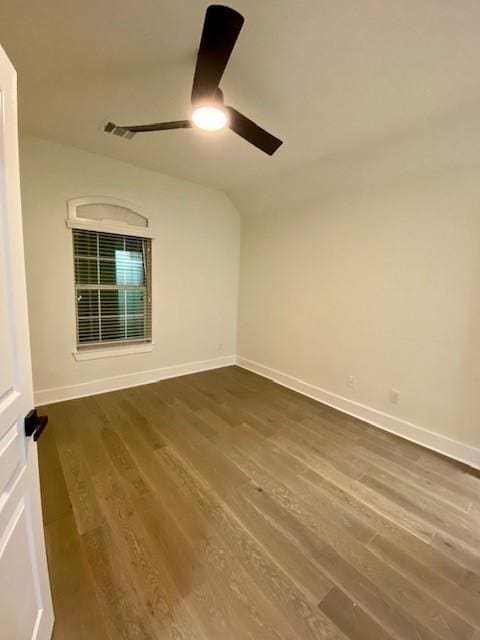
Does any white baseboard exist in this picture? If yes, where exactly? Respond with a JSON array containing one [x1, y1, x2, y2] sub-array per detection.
[[236, 356, 480, 471], [34, 355, 236, 406]]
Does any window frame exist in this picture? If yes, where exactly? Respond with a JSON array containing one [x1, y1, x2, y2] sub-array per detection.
[[66, 197, 154, 360]]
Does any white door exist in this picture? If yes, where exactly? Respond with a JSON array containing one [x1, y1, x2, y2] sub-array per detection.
[[0, 45, 54, 640]]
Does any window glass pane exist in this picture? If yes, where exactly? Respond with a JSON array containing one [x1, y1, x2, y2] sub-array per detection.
[[101, 316, 125, 342], [100, 290, 123, 317], [99, 259, 116, 285], [74, 230, 97, 257], [126, 316, 145, 339], [125, 236, 143, 252], [99, 234, 124, 258], [115, 250, 145, 285], [125, 289, 145, 315], [75, 257, 98, 284], [78, 317, 99, 343], [76, 290, 99, 318]]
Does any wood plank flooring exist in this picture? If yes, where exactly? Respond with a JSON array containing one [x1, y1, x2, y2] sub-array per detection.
[[38, 365, 480, 640]]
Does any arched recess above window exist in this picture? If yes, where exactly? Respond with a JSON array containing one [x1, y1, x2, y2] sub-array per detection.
[[65, 196, 154, 238]]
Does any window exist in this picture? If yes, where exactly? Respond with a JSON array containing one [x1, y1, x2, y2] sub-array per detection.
[[73, 229, 152, 349]]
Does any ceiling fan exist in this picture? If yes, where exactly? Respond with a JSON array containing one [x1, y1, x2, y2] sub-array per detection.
[[104, 4, 282, 155]]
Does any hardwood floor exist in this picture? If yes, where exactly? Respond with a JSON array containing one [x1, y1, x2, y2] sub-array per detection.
[[38, 365, 480, 640]]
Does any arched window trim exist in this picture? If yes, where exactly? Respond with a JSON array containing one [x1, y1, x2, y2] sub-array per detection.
[[65, 196, 154, 239]]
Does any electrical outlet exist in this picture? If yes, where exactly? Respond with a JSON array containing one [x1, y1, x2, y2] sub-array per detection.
[[218, 343, 224, 352], [389, 389, 400, 404], [347, 375, 356, 389]]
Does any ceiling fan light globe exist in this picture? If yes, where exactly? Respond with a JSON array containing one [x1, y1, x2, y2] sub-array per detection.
[[192, 105, 229, 131]]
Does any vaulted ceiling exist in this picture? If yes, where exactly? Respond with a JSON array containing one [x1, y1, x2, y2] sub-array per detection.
[[1, 0, 480, 191]]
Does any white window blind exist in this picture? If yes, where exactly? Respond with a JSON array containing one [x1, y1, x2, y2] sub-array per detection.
[[73, 229, 152, 348]]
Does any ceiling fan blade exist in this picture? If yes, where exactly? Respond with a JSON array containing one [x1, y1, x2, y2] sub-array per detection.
[[191, 5, 244, 104], [104, 120, 192, 138], [226, 107, 282, 155]]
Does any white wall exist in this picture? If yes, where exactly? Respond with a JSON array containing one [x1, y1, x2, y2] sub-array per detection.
[[19, 125, 480, 465], [233, 121, 480, 462], [20, 135, 240, 401]]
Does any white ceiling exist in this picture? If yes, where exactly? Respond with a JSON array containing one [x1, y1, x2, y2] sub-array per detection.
[[1, 0, 480, 191]]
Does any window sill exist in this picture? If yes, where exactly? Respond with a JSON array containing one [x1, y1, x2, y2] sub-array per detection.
[[73, 343, 154, 361]]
